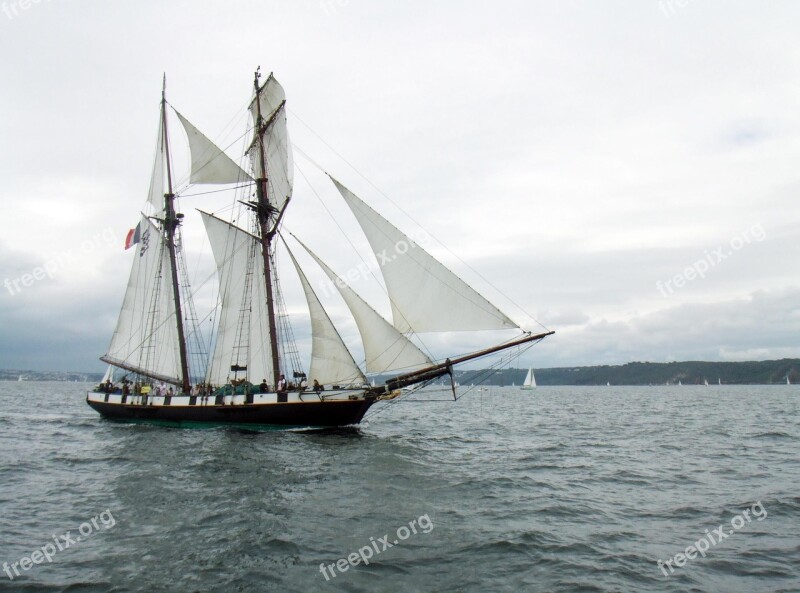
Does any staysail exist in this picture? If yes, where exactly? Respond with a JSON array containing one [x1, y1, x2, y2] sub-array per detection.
[[200, 211, 274, 386], [174, 110, 253, 185], [283, 240, 367, 386], [292, 236, 431, 374], [102, 216, 183, 384], [330, 177, 518, 334]]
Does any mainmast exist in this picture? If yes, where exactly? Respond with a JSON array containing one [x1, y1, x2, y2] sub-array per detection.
[[252, 69, 282, 389], [161, 78, 192, 394]]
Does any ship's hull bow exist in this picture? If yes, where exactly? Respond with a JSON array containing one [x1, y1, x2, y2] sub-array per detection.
[[86, 391, 375, 428]]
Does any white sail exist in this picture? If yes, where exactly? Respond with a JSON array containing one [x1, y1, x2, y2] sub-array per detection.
[[101, 365, 115, 384], [331, 178, 518, 334], [147, 115, 166, 212], [103, 216, 182, 384], [284, 241, 366, 386], [248, 74, 293, 213], [523, 368, 536, 387], [174, 111, 253, 185], [293, 237, 432, 374], [200, 212, 274, 386]]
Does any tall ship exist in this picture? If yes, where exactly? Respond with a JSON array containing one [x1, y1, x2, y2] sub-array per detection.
[[86, 70, 553, 428]]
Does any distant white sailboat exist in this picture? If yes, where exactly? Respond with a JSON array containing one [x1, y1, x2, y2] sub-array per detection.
[[678, 380, 682, 386], [521, 368, 536, 390], [17, 375, 24, 382], [704, 379, 709, 386], [718, 378, 721, 385], [606, 381, 610, 386], [787, 375, 791, 385]]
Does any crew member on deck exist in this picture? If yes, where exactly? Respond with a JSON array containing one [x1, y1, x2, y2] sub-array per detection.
[[312, 379, 322, 394], [277, 374, 287, 391], [259, 379, 268, 393]]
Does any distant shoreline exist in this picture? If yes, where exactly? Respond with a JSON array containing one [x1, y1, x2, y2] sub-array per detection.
[[391, 358, 800, 386], [3, 358, 797, 386]]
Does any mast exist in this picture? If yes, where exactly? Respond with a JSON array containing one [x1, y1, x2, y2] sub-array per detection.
[[161, 77, 192, 394], [252, 68, 282, 388]]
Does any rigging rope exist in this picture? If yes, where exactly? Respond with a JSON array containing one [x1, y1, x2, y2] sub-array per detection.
[[291, 158, 436, 364], [288, 108, 549, 334]]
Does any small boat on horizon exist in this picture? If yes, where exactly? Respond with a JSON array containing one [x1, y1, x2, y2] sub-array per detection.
[[520, 368, 536, 390]]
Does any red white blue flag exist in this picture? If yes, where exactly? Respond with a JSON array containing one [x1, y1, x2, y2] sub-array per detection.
[[124, 222, 142, 250]]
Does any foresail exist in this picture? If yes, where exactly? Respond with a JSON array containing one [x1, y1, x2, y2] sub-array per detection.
[[104, 216, 182, 384], [331, 178, 519, 334], [248, 74, 293, 213], [200, 211, 274, 386], [292, 236, 431, 374], [174, 110, 253, 185], [283, 240, 366, 386]]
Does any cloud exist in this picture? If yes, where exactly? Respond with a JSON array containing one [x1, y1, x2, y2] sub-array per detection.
[[534, 287, 800, 366], [1, 1, 798, 372]]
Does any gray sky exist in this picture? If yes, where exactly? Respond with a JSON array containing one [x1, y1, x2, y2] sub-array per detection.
[[1, 0, 798, 373]]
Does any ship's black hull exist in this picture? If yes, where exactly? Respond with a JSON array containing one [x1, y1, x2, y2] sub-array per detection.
[[86, 398, 376, 428]]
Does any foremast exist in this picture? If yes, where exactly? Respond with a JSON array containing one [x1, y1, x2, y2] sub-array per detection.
[[160, 79, 191, 394], [252, 68, 282, 389]]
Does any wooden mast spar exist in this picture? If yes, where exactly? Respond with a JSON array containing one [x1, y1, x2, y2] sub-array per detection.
[[160, 77, 192, 395], [252, 69, 282, 390], [375, 330, 555, 394]]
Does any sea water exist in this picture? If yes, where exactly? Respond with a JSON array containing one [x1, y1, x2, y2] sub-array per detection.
[[0, 382, 798, 592]]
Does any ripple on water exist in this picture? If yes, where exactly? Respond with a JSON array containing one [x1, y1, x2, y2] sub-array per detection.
[[0, 383, 798, 593]]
